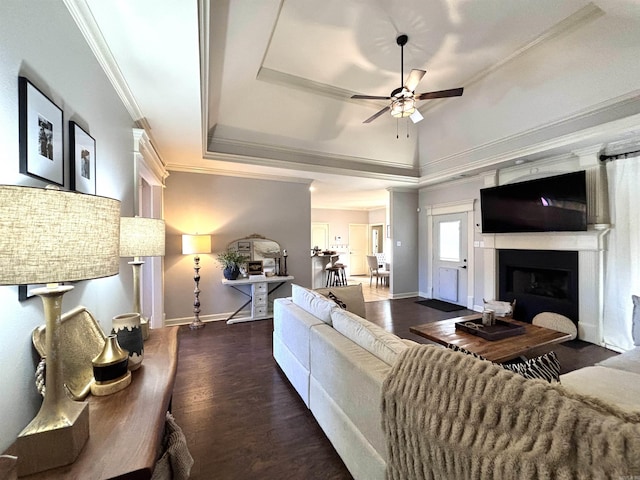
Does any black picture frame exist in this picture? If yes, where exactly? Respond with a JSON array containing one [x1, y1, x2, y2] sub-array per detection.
[[18, 76, 64, 186], [247, 261, 264, 275], [69, 121, 96, 194], [18, 284, 45, 302]]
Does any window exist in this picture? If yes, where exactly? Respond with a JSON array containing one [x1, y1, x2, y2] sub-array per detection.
[[439, 220, 460, 261]]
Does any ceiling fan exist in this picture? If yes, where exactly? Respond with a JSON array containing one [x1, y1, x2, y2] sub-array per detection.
[[352, 34, 464, 124]]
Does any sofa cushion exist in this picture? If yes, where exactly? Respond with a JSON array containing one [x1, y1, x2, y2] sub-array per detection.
[[560, 365, 640, 413], [309, 325, 391, 463], [314, 284, 366, 319], [596, 347, 640, 375], [291, 284, 335, 325], [331, 309, 408, 366]]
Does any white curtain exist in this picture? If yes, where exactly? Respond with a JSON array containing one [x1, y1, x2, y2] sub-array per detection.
[[602, 156, 640, 350]]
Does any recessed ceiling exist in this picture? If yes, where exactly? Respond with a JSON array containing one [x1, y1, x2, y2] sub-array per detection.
[[76, 0, 640, 209]]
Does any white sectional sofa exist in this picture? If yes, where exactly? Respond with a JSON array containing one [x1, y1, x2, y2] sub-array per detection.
[[273, 284, 415, 480], [273, 284, 640, 479]]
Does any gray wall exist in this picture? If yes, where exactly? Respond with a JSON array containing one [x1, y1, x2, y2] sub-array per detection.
[[389, 189, 419, 297], [164, 172, 311, 321], [0, 1, 135, 452]]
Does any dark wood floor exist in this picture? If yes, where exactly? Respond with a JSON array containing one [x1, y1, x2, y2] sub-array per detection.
[[172, 297, 618, 479]]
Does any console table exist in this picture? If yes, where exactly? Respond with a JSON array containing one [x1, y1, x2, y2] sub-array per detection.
[[222, 275, 294, 324], [6, 326, 179, 479]]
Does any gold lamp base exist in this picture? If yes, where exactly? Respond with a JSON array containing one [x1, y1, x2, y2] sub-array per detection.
[[16, 400, 89, 476], [15, 285, 90, 476]]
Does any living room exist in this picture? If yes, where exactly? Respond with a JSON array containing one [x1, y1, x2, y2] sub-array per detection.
[[1, 0, 640, 477]]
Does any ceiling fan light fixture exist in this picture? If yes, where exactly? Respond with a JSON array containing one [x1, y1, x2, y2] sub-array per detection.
[[390, 97, 415, 118]]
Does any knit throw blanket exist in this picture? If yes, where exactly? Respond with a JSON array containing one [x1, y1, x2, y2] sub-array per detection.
[[381, 345, 640, 480]]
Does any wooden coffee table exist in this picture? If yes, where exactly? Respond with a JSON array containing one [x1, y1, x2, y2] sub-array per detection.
[[410, 314, 572, 363]]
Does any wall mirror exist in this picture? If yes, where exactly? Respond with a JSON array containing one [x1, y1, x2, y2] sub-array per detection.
[[228, 234, 282, 273]]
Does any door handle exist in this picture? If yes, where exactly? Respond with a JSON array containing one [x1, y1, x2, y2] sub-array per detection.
[[460, 265, 467, 269]]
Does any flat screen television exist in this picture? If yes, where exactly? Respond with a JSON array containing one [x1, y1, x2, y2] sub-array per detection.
[[480, 171, 587, 233]]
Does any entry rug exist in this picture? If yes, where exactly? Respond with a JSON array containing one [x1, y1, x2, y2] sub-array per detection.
[[415, 299, 465, 312]]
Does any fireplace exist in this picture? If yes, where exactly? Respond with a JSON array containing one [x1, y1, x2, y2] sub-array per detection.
[[498, 249, 579, 323]]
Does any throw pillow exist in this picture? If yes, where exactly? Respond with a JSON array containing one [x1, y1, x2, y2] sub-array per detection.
[[633, 295, 640, 346], [447, 343, 489, 361], [501, 351, 561, 383], [446, 344, 560, 383], [327, 291, 347, 310], [314, 284, 366, 319]]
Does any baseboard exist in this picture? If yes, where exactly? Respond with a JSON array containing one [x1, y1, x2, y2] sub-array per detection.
[[164, 312, 232, 327], [390, 291, 419, 299]]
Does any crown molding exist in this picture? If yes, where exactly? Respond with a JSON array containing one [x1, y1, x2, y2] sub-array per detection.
[[133, 129, 169, 185], [419, 92, 640, 184], [165, 162, 313, 185], [206, 135, 420, 180], [201, 147, 420, 185], [63, 0, 150, 131]]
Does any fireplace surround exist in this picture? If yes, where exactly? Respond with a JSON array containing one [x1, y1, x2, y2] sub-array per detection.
[[482, 227, 609, 344], [498, 249, 579, 323]]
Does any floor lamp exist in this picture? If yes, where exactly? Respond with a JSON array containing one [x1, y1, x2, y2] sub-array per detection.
[[0, 185, 120, 476], [182, 234, 212, 330], [120, 217, 166, 339]]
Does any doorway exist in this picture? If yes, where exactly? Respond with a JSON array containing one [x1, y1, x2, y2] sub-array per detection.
[[370, 224, 384, 254], [348, 224, 368, 275], [432, 212, 468, 306], [133, 129, 166, 328], [311, 223, 329, 251]]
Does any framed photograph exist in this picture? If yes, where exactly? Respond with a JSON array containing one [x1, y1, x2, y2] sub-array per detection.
[[18, 76, 64, 186], [18, 284, 46, 302], [237, 241, 251, 253], [247, 260, 264, 276], [69, 121, 96, 194]]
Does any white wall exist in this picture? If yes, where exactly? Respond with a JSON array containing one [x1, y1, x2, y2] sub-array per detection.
[[164, 172, 311, 321], [418, 3, 640, 175], [311, 208, 370, 246], [0, 1, 135, 452]]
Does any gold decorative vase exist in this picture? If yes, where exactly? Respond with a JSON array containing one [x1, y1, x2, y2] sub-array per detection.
[[91, 334, 131, 396]]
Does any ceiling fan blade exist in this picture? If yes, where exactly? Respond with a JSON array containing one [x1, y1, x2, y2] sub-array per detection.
[[363, 106, 390, 124], [416, 87, 464, 100], [351, 94, 392, 100], [404, 69, 426, 92]]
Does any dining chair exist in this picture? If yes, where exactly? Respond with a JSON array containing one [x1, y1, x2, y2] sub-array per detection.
[[366, 255, 389, 288]]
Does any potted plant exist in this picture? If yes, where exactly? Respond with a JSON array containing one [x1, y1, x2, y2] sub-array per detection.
[[217, 250, 247, 280]]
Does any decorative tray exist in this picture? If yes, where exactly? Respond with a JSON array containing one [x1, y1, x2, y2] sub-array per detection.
[[455, 318, 525, 341], [32, 305, 106, 400]]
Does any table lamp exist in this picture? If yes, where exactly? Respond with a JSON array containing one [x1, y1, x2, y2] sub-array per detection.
[[182, 234, 212, 330], [0, 185, 120, 476], [120, 216, 166, 339]]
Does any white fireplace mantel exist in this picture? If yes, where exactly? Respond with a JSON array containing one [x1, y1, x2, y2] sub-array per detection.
[[482, 225, 610, 345]]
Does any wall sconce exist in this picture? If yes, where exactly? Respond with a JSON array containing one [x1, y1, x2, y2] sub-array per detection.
[[0, 185, 120, 476], [182, 234, 212, 330]]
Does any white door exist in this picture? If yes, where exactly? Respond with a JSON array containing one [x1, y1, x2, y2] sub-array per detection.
[[433, 213, 468, 305], [311, 223, 329, 250], [348, 224, 368, 275]]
